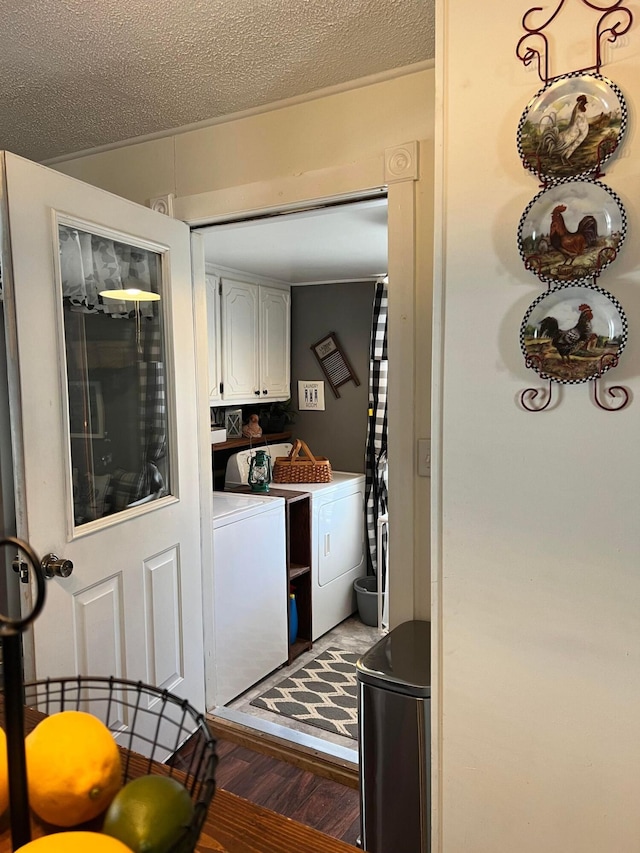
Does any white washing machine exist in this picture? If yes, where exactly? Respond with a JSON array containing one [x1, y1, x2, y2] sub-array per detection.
[[225, 443, 366, 641], [211, 492, 288, 707]]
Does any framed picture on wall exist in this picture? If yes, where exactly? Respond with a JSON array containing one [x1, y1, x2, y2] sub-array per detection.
[[298, 380, 326, 411]]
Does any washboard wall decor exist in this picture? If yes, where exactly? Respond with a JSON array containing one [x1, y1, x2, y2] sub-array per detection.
[[310, 332, 360, 398]]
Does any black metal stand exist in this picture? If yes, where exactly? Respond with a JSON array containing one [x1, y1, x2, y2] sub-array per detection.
[[0, 537, 47, 851], [3, 633, 30, 849]]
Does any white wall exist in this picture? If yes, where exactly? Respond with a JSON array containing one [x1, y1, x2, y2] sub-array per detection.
[[433, 2, 640, 850], [53, 68, 435, 623]]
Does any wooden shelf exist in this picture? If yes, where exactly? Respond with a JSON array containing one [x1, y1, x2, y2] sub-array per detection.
[[211, 431, 292, 491], [285, 493, 312, 665], [212, 431, 292, 453], [289, 637, 313, 662], [224, 483, 312, 666], [289, 563, 310, 580]]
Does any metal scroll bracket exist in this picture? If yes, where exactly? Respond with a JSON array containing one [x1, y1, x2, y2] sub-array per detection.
[[592, 354, 630, 410], [0, 536, 47, 851], [516, 0, 633, 85], [520, 379, 555, 411], [520, 353, 555, 411]]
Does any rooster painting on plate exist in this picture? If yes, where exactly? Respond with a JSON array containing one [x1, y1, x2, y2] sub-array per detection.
[[521, 286, 626, 384], [537, 95, 590, 166], [518, 180, 625, 286], [549, 204, 597, 265], [539, 303, 596, 364], [517, 75, 625, 181], [529, 301, 607, 382]]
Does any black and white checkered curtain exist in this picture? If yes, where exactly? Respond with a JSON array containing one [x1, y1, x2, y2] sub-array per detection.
[[365, 280, 388, 582], [139, 325, 167, 496]]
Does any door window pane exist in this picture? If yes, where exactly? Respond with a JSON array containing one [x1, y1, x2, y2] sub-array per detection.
[[58, 224, 171, 527]]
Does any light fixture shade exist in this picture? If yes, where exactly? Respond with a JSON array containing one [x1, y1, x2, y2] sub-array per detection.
[[248, 449, 272, 493], [99, 288, 160, 302]]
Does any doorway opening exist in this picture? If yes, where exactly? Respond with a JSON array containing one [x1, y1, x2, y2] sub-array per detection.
[[193, 196, 389, 762]]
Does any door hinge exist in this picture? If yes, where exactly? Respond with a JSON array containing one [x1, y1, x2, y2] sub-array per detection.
[[218, 282, 222, 296], [220, 382, 223, 394]]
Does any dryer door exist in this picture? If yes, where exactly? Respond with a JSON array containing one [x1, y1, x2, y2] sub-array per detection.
[[317, 487, 365, 586]]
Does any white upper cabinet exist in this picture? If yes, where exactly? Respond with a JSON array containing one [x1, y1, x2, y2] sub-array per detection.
[[219, 276, 290, 403], [206, 274, 222, 403], [260, 286, 291, 399], [220, 278, 260, 401]]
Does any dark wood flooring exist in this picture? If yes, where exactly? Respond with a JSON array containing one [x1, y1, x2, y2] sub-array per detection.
[[172, 735, 360, 847]]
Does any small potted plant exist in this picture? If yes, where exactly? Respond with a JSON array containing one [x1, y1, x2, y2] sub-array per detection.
[[259, 399, 297, 433]]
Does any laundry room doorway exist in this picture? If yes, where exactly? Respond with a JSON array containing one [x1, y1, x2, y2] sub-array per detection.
[[192, 195, 389, 762]]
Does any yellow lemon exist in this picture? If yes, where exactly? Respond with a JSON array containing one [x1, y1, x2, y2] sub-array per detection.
[[0, 727, 8, 815], [25, 710, 122, 826], [102, 774, 195, 853], [16, 831, 133, 851]]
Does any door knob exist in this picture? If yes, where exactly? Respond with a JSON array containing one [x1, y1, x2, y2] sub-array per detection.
[[41, 553, 74, 579]]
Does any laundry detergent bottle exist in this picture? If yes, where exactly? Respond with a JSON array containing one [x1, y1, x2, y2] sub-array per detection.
[[288, 593, 298, 645]]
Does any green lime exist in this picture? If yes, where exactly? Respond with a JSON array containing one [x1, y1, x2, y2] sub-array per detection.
[[102, 774, 195, 853]]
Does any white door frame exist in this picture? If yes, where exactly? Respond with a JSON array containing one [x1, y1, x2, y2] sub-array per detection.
[[174, 142, 422, 632]]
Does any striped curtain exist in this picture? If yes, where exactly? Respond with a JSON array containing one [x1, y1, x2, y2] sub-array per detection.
[[364, 280, 388, 587]]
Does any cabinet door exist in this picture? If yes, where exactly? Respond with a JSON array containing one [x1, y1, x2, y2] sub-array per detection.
[[220, 278, 260, 401], [206, 274, 222, 403], [260, 286, 291, 399]]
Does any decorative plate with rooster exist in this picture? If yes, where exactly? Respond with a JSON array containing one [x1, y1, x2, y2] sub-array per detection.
[[517, 72, 627, 182], [517, 179, 626, 286], [520, 283, 627, 384]]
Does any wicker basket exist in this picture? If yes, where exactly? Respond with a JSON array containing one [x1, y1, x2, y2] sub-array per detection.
[[272, 439, 332, 484], [22, 676, 217, 853]]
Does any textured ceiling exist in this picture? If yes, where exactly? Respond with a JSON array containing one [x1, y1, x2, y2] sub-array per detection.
[[2, 0, 434, 164]]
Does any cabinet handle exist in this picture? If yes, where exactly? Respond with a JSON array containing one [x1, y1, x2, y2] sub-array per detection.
[[254, 390, 260, 396], [324, 533, 330, 556], [262, 389, 268, 395]]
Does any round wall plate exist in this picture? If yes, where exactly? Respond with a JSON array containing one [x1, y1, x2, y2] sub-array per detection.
[[520, 283, 627, 384], [518, 179, 626, 286], [517, 72, 627, 181]]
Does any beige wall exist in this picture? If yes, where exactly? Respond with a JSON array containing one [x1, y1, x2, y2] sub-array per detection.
[[53, 71, 432, 205], [433, 2, 640, 850], [53, 68, 435, 623]]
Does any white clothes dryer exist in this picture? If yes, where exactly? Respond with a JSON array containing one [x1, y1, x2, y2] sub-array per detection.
[[225, 444, 366, 640]]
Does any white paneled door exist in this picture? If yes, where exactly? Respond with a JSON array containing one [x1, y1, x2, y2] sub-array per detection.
[[1, 152, 206, 728]]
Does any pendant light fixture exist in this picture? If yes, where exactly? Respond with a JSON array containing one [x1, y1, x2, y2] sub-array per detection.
[[99, 288, 161, 354]]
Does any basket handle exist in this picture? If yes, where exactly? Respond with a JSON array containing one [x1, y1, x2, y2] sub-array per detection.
[[288, 439, 301, 460], [292, 439, 317, 464]]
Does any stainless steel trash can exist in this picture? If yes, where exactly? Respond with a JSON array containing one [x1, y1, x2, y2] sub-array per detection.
[[356, 620, 430, 852]]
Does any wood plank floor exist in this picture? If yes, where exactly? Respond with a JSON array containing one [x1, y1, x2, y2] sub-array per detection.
[[172, 735, 360, 847]]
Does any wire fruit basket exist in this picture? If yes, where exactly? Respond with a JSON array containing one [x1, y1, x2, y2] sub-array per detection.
[[21, 676, 218, 853]]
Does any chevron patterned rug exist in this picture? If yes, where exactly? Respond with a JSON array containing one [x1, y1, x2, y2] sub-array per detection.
[[251, 647, 358, 740]]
